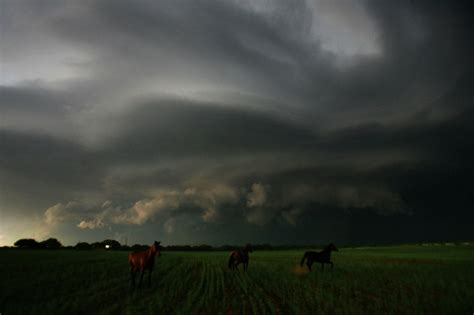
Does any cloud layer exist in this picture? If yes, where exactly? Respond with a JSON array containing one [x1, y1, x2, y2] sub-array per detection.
[[1, 0, 473, 245]]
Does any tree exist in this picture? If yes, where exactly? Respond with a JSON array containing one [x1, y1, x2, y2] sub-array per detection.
[[91, 242, 103, 249], [75, 242, 92, 250], [194, 244, 213, 251], [120, 244, 131, 251], [40, 238, 62, 249], [131, 244, 148, 251], [14, 239, 40, 249]]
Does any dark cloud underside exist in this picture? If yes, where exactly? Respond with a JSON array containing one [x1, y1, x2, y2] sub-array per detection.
[[0, 0, 473, 245]]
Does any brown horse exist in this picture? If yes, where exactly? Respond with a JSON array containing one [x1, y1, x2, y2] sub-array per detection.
[[300, 243, 338, 271], [129, 240, 162, 287], [228, 243, 253, 271]]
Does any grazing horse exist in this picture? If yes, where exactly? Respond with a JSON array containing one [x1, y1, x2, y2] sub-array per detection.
[[129, 241, 162, 287], [300, 243, 338, 271], [228, 244, 253, 271]]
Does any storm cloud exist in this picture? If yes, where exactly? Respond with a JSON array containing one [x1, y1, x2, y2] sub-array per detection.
[[1, 0, 473, 245]]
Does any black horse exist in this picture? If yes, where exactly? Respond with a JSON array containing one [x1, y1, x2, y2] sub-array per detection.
[[228, 244, 253, 271], [300, 243, 338, 271]]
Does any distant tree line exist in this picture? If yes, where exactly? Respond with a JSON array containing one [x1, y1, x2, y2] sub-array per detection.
[[14, 238, 63, 249], [4, 238, 472, 251], [8, 238, 325, 251]]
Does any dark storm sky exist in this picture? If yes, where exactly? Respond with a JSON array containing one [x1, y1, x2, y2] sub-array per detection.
[[0, 0, 473, 246]]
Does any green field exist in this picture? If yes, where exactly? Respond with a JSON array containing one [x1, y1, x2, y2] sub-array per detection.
[[1, 245, 473, 314]]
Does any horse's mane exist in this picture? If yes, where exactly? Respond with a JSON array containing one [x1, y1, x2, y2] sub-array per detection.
[[322, 243, 337, 253]]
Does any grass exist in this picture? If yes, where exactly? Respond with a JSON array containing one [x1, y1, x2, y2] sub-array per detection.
[[1, 245, 473, 314]]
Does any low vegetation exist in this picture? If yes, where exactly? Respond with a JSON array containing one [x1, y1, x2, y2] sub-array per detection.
[[1, 245, 473, 314]]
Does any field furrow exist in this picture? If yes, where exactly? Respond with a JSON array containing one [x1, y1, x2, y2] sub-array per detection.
[[1, 246, 473, 314]]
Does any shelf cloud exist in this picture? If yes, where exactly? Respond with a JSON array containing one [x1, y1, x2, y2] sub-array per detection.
[[1, 0, 473, 245]]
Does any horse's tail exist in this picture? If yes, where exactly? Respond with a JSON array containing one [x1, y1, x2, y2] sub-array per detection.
[[300, 252, 308, 267], [228, 252, 235, 269]]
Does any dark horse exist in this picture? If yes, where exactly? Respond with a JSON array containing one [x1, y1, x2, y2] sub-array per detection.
[[300, 243, 338, 271], [228, 243, 253, 271], [129, 241, 162, 287]]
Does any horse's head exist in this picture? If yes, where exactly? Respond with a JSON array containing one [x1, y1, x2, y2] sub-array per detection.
[[245, 243, 253, 253], [153, 241, 162, 256], [328, 243, 338, 252]]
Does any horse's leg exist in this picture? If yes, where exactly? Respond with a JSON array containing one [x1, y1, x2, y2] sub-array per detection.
[[306, 261, 312, 271], [139, 269, 145, 287], [330, 261, 334, 269], [130, 267, 136, 287], [148, 269, 153, 286]]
